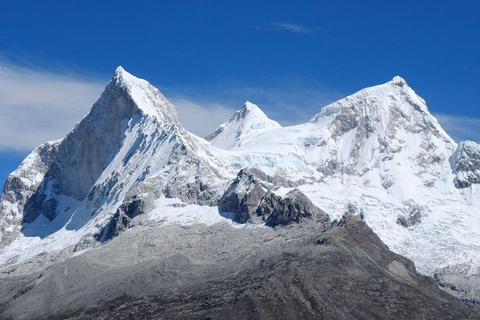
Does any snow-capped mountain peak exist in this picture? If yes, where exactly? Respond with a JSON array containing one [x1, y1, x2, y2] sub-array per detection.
[[238, 101, 281, 130], [242, 100, 267, 116], [205, 101, 281, 149], [109, 66, 178, 123]]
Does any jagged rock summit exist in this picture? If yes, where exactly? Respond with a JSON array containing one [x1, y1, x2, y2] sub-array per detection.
[[1, 70, 480, 315]]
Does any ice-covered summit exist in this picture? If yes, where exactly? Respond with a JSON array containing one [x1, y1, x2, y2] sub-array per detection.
[[109, 66, 178, 123], [205, 101, 281, 149], [310, 76, 433, 123]]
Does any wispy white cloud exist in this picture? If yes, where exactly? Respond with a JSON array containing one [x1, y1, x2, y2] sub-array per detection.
[[260, 22, 323, 34], [0, 60, 240, 150], [0, 60, 239, 150], [434, 113, 480, 143], [162, 76, 343, 128], [169, 97, 235, 138], [0, 60, 105, 151]]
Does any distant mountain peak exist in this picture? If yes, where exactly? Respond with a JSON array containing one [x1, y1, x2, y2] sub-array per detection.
[[205, 101, 281, 149], [239, 101, 274, 121]]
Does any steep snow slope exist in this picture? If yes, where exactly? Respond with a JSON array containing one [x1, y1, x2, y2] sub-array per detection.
[[1, 69, 480, 304], [206, 101, 281, 149], [0, 67, 232, 266]]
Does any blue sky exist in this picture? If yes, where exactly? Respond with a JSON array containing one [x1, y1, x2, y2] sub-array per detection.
[[0, 0, 479, 186]]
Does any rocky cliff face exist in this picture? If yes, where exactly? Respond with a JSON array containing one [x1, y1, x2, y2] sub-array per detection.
[[452, 141, 480, 188], [263, 188, 329, 227]]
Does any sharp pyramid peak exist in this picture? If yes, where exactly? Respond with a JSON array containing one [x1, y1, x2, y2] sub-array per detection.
[[103, 66, 178, 123], [205, 101, 281, 149]]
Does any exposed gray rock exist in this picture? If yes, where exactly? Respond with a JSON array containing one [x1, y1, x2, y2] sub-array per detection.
[[397, 205, 422, 228], [97, 210, 132, 242], [219, 171, 328, 227], [435, 263, 480, 310], [204, 126, 224, 142], [23, 193, 58, 223], [256, 190, 281, 218], [96, 180, 162, 242], [97, 197, 154, 243], [264, 189, 330, 227], [452, 141, 480, 188], [218, 169, 266, 223]]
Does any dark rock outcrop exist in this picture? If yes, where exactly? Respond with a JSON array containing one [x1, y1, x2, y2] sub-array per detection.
[[452, 141, 480, 188], [219, 170, 329, 227], [97, 187, 158, 242], [264, 189, 330, 227], [218, 169, 266, 223], [396, 205, 422, 228]]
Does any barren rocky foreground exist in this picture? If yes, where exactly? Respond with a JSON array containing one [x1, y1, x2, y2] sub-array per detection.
[[0, 215, 478, 320]]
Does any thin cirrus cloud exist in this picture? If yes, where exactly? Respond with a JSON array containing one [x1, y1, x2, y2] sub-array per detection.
[[0, 60, 236, 151], [433, 113, 480, 143], [0, 60, 104, 151], [260, 22, 323, 34], [168, 97, 235, 137]]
